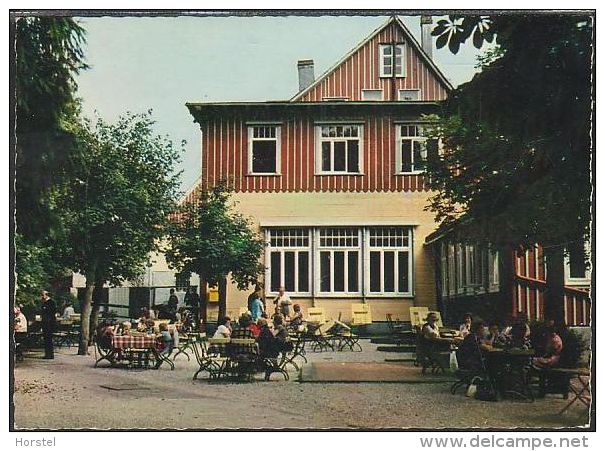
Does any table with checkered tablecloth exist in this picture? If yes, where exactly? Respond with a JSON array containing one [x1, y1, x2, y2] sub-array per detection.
[[111, 335, 160, 368]]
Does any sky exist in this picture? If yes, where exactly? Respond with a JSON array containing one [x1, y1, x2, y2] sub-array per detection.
[[75, 14, 487, 193]]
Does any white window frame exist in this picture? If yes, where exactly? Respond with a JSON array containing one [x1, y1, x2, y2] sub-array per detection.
[[316, 228, 362, 297], [365, 227, 413, 297], [361, 89, 384, 101], [379, 44, 406, 78], [315, 124, 364, 175], [247, 124, 281, 175], [398, 89, 422, 101], [395, 124, 431, 174], [265, 228, 312, 296], [564, 242, 591, 286]]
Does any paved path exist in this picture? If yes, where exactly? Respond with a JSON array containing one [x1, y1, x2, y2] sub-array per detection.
[[13, 340, 590, 429]]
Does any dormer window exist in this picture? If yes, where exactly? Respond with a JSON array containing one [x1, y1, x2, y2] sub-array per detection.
[[379, 44, 406, 78]]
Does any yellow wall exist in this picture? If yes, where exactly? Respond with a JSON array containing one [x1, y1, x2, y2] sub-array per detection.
[[221, 191, 438, 322]]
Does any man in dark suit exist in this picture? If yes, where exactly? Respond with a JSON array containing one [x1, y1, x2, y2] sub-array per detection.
[[40, 290, 56, 359]]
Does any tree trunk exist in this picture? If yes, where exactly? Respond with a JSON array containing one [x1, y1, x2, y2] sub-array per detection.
[[198, 273, 208, 331], [499, 244, 516, 321], [88, 281, 104, 345], [218, 276, 227, 322], [78, 277, 95, 355], [543, 245, 566, 325]]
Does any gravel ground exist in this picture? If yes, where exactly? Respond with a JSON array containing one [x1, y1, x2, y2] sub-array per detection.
[[13, 340, 590, 430]]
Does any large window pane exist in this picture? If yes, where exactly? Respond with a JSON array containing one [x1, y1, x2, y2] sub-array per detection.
[[270, 252, 281, 292], [348, 252, 359, 292], [401, 140, 412, 172], [322, 142, 331, 171], [333, 251, 345, 291], [252, 141, 277, 173], [384, 251, 395, 292], [298, 252, 309, 292], [398, 251, 409, 293], [333, 141, 346, 171], [370, 251, 381, 292], [413, 141, 425, 171], [569, 245, 587, 278], [347, 140, 359, 172], [320, 252, 331, 292], [284, 252, 295, 292]]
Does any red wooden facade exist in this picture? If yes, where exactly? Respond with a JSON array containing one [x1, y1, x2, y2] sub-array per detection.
[[293, 20, 449, 102]]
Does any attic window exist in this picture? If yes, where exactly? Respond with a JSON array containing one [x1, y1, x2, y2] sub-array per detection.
[[379, 44, 406, 78], [322, 96, 349, 102], [398, 89, 421, 101], [361, 89, 383, 101]]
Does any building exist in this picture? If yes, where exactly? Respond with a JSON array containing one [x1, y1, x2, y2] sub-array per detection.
[[180, 15, 452, 323]]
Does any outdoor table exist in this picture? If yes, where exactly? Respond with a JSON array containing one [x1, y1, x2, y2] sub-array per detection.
[[486, 348, 535, 401], [111, 335, 163, 369]]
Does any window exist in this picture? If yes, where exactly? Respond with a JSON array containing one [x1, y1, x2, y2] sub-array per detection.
[[379, 44, 406, 78], [316, 124, 363, 174], [396, 125, 437, 173], [488, 247, 499, 290], [266, 226, 415, 297], [318, 228, 361, 294], [248, 125, 281, 174], [267, 228, 311, 294], [322, 96, 349, 101], [398, 89, 421, 101], [565, 242, 590, 282], [368, 228, 412, 295], [361, 89, 383, 101], [175, 272, 191, 291]]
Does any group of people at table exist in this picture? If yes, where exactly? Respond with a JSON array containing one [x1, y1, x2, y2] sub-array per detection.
[[420, 311, 568, 379]]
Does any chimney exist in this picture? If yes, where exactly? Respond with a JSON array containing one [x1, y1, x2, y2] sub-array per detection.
[[420, 15, 433, 59], [297, 59, 315, 92]]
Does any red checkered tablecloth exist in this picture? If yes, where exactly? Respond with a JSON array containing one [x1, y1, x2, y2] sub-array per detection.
[[112, 335, 157, 350]]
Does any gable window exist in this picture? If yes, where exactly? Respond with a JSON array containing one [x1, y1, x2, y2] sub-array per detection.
[[396, 124, 437, 174], [379, 44, 406, 78], [398, 89, 421, 101], [361, 89, 383, 101], [267, 228, 311, 295], [316, 124, 363, 174], [248, 125, 281, 174]]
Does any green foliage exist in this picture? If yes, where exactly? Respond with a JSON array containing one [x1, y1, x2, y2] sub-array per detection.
[[425, 15, 592, 253], [51, 111, 183, 285], [166, 184, 265, 290], [15, 16, 88, 242]]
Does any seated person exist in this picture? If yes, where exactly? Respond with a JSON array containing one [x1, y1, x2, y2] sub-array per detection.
[[249, 319, 261, 338], [420, 312, 451, 347], [118, 321, 132, 336], [231, 313, 256, 339], [157, 323, 174, 354], [14, 305, 28, 333], [501, 321, 532, 350], [213, 316, 232, 339], [459, 313, 473, 338], [62, 302, 75, 320], [272, 315, 292, 353], [97, 321, 115, 349], [289, 304, 304, 329], [482, 322, 504, 347], [257, 318, 278, 358], [533, 326, 563, 369], [456, 321, 491, 373]]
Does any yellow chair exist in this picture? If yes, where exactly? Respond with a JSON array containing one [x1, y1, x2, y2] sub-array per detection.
[[307, 307, 326, 324], [409, 307, 430, 329], [351, 304, 372, 325]]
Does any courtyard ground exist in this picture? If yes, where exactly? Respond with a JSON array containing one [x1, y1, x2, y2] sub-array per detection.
[[12, 340, 590, 430]]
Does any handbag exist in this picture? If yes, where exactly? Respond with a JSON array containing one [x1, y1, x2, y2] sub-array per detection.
[[466, 376, 480, 397]]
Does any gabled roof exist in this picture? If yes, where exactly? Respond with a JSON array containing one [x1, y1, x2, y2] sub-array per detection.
[[289, 15, 454, 102]]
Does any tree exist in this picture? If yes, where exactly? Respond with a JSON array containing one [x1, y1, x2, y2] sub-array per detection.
[[15, 16, 88, 242], [51, 111, 182, 354], [426, 14, 593, 323], [165, 185, 265, 323]]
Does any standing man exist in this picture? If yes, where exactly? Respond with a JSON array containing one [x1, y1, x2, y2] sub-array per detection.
[[167, 288, 179, 320], [273, 286, 292, 319], [40, 290, 57, 359]]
